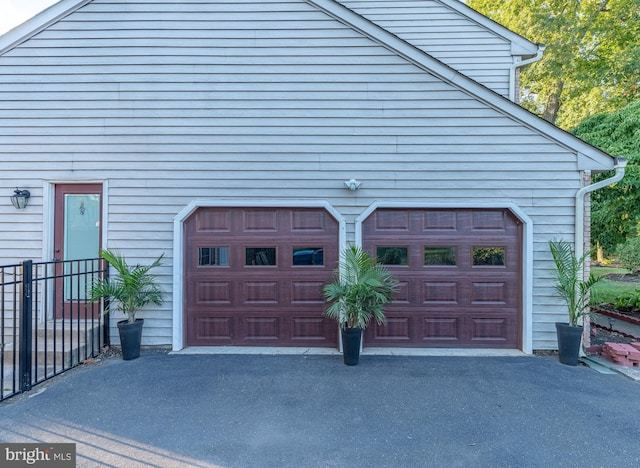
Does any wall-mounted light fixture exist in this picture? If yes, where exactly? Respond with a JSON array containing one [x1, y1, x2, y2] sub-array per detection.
[[10, 188, 30, 210], [344, 179, 362, 191]]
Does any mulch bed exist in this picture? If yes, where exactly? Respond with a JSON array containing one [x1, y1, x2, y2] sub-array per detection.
[[590, 326, 634, 347], [604, 272, 640, 283]]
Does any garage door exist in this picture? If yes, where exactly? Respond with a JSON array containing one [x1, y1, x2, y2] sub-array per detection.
[[184, 207, 339, 347], [362, 208, 522, 348]]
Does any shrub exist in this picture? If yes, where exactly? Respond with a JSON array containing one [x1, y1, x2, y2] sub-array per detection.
[[614, 288, 640, 311], [615, 237, 640, 273]]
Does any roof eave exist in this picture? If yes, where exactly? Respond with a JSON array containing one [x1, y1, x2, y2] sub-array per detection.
[[436, 0, 539, 57]]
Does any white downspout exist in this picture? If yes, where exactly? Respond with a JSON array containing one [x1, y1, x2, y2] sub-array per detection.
[[509, 44, 546, 102], [575, 157, 626, 355], [575, 157, 628, 263]]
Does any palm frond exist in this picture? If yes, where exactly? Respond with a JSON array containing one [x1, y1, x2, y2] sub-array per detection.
[[323, 246, 398, 329], [90, 249, 165, 323], [549, 240, 602, 326]]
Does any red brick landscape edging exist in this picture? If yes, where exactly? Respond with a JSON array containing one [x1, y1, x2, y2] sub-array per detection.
[[593, 306, 640, 327]]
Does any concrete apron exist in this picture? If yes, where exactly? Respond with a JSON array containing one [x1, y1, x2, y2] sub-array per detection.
[[173, 345, 640, 381], [173, 346, 526, 357]]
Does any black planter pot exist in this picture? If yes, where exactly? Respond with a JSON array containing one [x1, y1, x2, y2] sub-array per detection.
[[341, 327, 362, 366], [555, 322, 583, 366], [117, 319, 144, 361]]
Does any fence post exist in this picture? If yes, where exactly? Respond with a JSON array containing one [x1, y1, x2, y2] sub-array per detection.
[[102, 259, 110, 346], [19, 260, 33, 393]]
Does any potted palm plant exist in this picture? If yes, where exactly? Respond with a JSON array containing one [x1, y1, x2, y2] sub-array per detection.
[[90, 249, 165, 360], [323, 246, 398, 365], [549, 240, 602, 366]]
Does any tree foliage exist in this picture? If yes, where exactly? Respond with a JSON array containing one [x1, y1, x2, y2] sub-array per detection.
[[571, 100, 640, 254], [615, 237, 640, 273], [467, 0, 640, 128]]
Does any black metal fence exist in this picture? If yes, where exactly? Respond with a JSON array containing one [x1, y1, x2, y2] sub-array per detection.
[[0, 258, 109, 402]]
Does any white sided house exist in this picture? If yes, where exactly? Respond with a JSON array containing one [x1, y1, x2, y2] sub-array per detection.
[[0, 0, 622, 353]]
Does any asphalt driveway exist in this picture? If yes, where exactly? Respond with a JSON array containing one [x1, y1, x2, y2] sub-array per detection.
[[1, 351, 639, 467]]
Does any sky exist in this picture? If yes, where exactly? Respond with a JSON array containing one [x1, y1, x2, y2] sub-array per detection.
[[0, 0, 59, 35]]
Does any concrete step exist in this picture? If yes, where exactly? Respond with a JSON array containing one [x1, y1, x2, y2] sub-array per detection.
[[1, 322, 102, 367], [3, 320, 102, 342]]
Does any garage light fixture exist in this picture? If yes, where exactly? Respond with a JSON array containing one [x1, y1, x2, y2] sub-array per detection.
[[344, 179, 362, 191], [10, 188, 30, 210]]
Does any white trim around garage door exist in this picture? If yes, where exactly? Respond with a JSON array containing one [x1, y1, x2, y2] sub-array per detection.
[[355, 201, 534, 354], [172, 199, 347, 351]]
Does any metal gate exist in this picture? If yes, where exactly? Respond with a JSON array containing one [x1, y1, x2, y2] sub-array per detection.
[[0, 258, 108, 402]]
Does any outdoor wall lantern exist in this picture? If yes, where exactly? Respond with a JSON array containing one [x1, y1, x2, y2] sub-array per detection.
[[344, 179, 362, 191], [10, 188, 30, 210]]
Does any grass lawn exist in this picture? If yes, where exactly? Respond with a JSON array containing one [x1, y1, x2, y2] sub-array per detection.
[[591, 266, 640, 305]]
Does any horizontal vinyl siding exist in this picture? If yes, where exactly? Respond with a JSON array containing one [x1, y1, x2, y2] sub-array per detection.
[[340, 0, 513, 96], [0, 0, 580, 348]]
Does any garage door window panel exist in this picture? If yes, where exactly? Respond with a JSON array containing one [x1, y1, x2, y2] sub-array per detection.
[[246, 247, 277, 266], [198, 247, 229, 267], [424, 247, 457, 266], [292, 247, 324, 266], [376, 246, 408, 265], [472, 247, 506, 267]]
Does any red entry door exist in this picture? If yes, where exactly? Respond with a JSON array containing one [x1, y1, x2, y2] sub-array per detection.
[[53, 184, 103, 319]]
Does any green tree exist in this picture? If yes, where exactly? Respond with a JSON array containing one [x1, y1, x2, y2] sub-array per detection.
[[570, 100, 640, 255], [467, 0, 640, 128]]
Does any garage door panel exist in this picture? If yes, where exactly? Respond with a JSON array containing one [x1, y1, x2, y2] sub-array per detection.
[[185, 207, 339, 347], [243, 281, 279, 304], [422, 317, 460, 342], [423, 210, 458, 231], [471, 210, 509, 230], [392, 281, 411, 303], [291, 210, 328, 231], [194, 209, 232, 233], [190, 317, 233, 343], [245, 317, 279, 341], [374, 210, 411, 231], [373, 317, 411, 341], [470, 317, 510, 342], [421, 313, 516, 346], [243, 210, 278, 232], [195, 281, 232, 304], [471, 282, 507, 304], [423, 281, 458, 303], [364, 208, 522, 348], [291, 317, 331, 341], [291, 281, 325, 303]]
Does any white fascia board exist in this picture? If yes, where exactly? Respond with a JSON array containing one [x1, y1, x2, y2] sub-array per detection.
[[436, 0, 539, 57], [577, 152, 613, 172], [306, 0, 615, 172], [0, 0, 92, 54]]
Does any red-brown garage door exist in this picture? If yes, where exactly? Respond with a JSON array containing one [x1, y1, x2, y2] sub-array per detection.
[[184, 207, 339, 347], [363, 208, 522, 348]]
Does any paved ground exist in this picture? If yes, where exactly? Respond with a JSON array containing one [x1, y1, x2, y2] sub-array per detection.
[[1, 351, 640, 468]]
